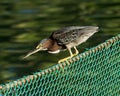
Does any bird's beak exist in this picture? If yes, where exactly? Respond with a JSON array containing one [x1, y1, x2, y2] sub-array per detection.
[[23, 45, 42, 59]]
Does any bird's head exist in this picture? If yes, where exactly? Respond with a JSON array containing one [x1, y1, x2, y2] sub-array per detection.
[[23, 38, 49, 59], [36, 39, 48, 50]]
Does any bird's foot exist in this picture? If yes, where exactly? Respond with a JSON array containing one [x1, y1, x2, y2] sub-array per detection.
[[58, 56, 73, 63], [58, 52, 79, 63], [72, 53, 79, 57]]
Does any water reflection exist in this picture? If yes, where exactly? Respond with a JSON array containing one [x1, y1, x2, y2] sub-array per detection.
[[0, 0, 120, 84]]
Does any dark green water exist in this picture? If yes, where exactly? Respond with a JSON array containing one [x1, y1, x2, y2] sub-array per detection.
[[0, 0, 120, 84]]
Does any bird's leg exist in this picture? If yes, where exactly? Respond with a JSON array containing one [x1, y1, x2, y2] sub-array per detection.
[[58, 48, 74, 63], [73, 46, 79, 56], [68, 47, 73, 57]]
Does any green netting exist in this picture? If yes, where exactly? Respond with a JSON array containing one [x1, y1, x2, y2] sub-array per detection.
[[0, 34, 120, 96]]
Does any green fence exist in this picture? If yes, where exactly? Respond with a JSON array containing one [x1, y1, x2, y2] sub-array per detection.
[[0, 34, 120, 96]]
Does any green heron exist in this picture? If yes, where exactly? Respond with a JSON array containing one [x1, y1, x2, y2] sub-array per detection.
[[23, 26, 99, 63]]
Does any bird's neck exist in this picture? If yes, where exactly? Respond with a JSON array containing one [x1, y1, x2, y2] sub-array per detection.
[[45, 38, 61, 51]]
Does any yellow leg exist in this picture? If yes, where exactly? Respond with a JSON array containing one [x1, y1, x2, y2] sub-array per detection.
[[58, 47, 79, 63], [58, 48, 73, 63], [73, 46, 79, 55]]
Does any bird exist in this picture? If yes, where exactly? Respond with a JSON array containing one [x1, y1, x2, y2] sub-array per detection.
[[23, 26, 99, 63]]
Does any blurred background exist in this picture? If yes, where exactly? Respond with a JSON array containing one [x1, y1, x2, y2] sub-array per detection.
[[0, 0, 120, 84]]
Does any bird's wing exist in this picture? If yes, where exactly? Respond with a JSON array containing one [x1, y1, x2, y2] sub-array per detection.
[[50, 26, 85, 45]]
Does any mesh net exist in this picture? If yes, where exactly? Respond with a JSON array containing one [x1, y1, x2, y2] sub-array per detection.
[[0, 34, 120, 96]]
